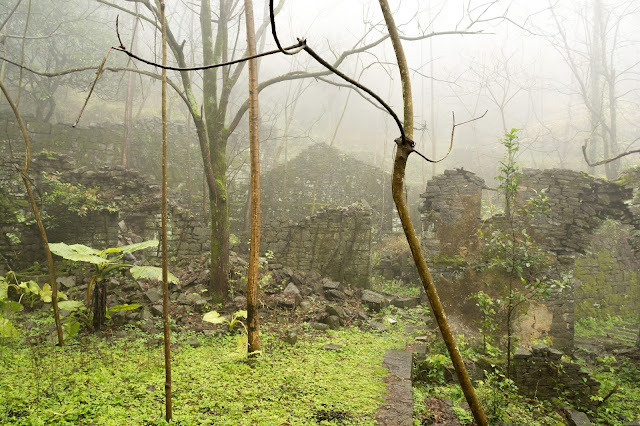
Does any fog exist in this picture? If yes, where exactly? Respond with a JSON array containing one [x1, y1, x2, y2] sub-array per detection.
[[2, 0, 640, 186]]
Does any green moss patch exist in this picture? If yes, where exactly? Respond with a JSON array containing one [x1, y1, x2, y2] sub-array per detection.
[[0, 320, 407, 425]]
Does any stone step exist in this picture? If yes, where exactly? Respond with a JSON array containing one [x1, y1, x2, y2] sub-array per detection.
[[376, 349, 413, 425]]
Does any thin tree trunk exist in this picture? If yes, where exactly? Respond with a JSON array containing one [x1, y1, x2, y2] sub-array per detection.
[[186, 113, 193, 210], [244, 0, 261, 356], [588, 0, 603, 176], [377, 1, 487, 424], [158, 0, 172, 420], [16, 0, 31, 107], [122, 6, 139, 168], [607, 71, 618, 178], [0, 79, 64, 346], [91, 280, 107, 330]]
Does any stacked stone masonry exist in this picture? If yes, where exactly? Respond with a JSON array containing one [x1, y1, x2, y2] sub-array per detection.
[[512, 344, 600, 409], [262, 202, 373, 288], [1, 152, 374, 288], [418, 168, 640, 352], [0, 111, 203, 206], [0, 153, 209, 269]]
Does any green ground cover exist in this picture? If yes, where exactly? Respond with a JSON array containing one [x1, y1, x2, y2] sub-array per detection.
[[0, 312, 407, 425]]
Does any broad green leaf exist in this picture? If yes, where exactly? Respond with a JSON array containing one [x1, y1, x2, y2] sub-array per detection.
[[233, 310, 247, 320], [0, 279, 7, 300], [109, 304, 142, 313], [0, 315, 19, 338], [130, 266, 178, 284], [236, 334, 248, 354], [101, 247, 122, 255], [202, 311, 226, 325], [40, 284, 52, 303], [49, 242, 108, 265], [119, 240, 159, 254], [0, 301, 23, 314], [28, 280, 41, 294], [62, 321, 81, 340], [58, 300, 84, 311]]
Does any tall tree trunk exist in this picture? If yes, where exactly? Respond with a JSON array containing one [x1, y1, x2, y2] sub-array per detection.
[[243, 0, 261, 356], [377, 1, 487, 424], [16, 0, 31, 107], [588, 0, 603, 176], [158, 0, 173, 420], [122, 6, 139, 168], [201, 0, 230, 303], [209, 147, 230, 303], [607, 69, 619, 178]]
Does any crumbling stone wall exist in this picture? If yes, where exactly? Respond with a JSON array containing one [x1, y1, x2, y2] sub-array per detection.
[[0, 111, 203, 203], [574, 222, 640, 320], [512, 344, 600, 408], [418, 168, 640, 352], [262, 203, 373, 288], [0, 153, 209, 270], [517, 168, 633, 255], [260, 144, 393, 236]]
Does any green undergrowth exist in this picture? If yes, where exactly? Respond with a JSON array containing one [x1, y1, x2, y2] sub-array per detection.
[[0, 312, 407, 425], [588, 355, 640, 424], [575, 315, 637, 342], [370, 275, 421, 297]]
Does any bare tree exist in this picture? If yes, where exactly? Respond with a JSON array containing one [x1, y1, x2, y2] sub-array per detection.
[[0, 79, 64, 346], [547, 0, 640, 178]]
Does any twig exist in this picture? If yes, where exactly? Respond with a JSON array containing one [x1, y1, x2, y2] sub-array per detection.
[[598, 383, 620, 408], [402, 110, 488, 163], [268, 0, 407, 143], [73, 47, 113, 127], [582, 138, 640, 167], [113, 15, 304, 71]]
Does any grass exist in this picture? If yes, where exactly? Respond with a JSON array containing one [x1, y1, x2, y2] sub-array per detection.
[[575, 315, 632, 335], [370, 275, 421, 297], [0, 312, 409, 425], [589, 356, 640, 424]]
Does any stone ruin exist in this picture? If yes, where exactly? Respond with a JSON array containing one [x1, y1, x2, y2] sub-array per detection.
[[418, 167, 640, 353], [511, 344, 600, 409], [0, 152, 209, 270], [260, 143, 394, 236], [262, 202, 373, 288], [0, 152, 374, 289]]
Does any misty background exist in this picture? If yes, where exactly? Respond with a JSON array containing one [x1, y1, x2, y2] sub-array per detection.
[[2, 0, 639, 191]]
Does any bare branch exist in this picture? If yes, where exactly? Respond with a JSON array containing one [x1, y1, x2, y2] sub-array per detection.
[[0, 56, 188, 115], [582, 139, 640, 167], [409, 110, 488, 163]]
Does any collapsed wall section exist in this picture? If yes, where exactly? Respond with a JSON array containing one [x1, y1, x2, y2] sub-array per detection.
[[418, 168, 640, 353], [262, 203, 373, 288], [0, 153, 209, 270]]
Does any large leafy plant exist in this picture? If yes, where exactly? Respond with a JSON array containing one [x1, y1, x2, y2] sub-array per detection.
[[203, 310, 254, 356], [0, 272, 82, 339], [49, 240, 178, 330]]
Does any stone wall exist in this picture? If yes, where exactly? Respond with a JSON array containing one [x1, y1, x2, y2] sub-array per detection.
[[1, 151, 373, 287], [0, 153, 209, 270], [418, 168, 640, 352], [262, 203, 373, 288], [574, 222, 640, 320], [260, 143, 393, 237], [512, 344, 600, 409], [0, 111, 204, 205]]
